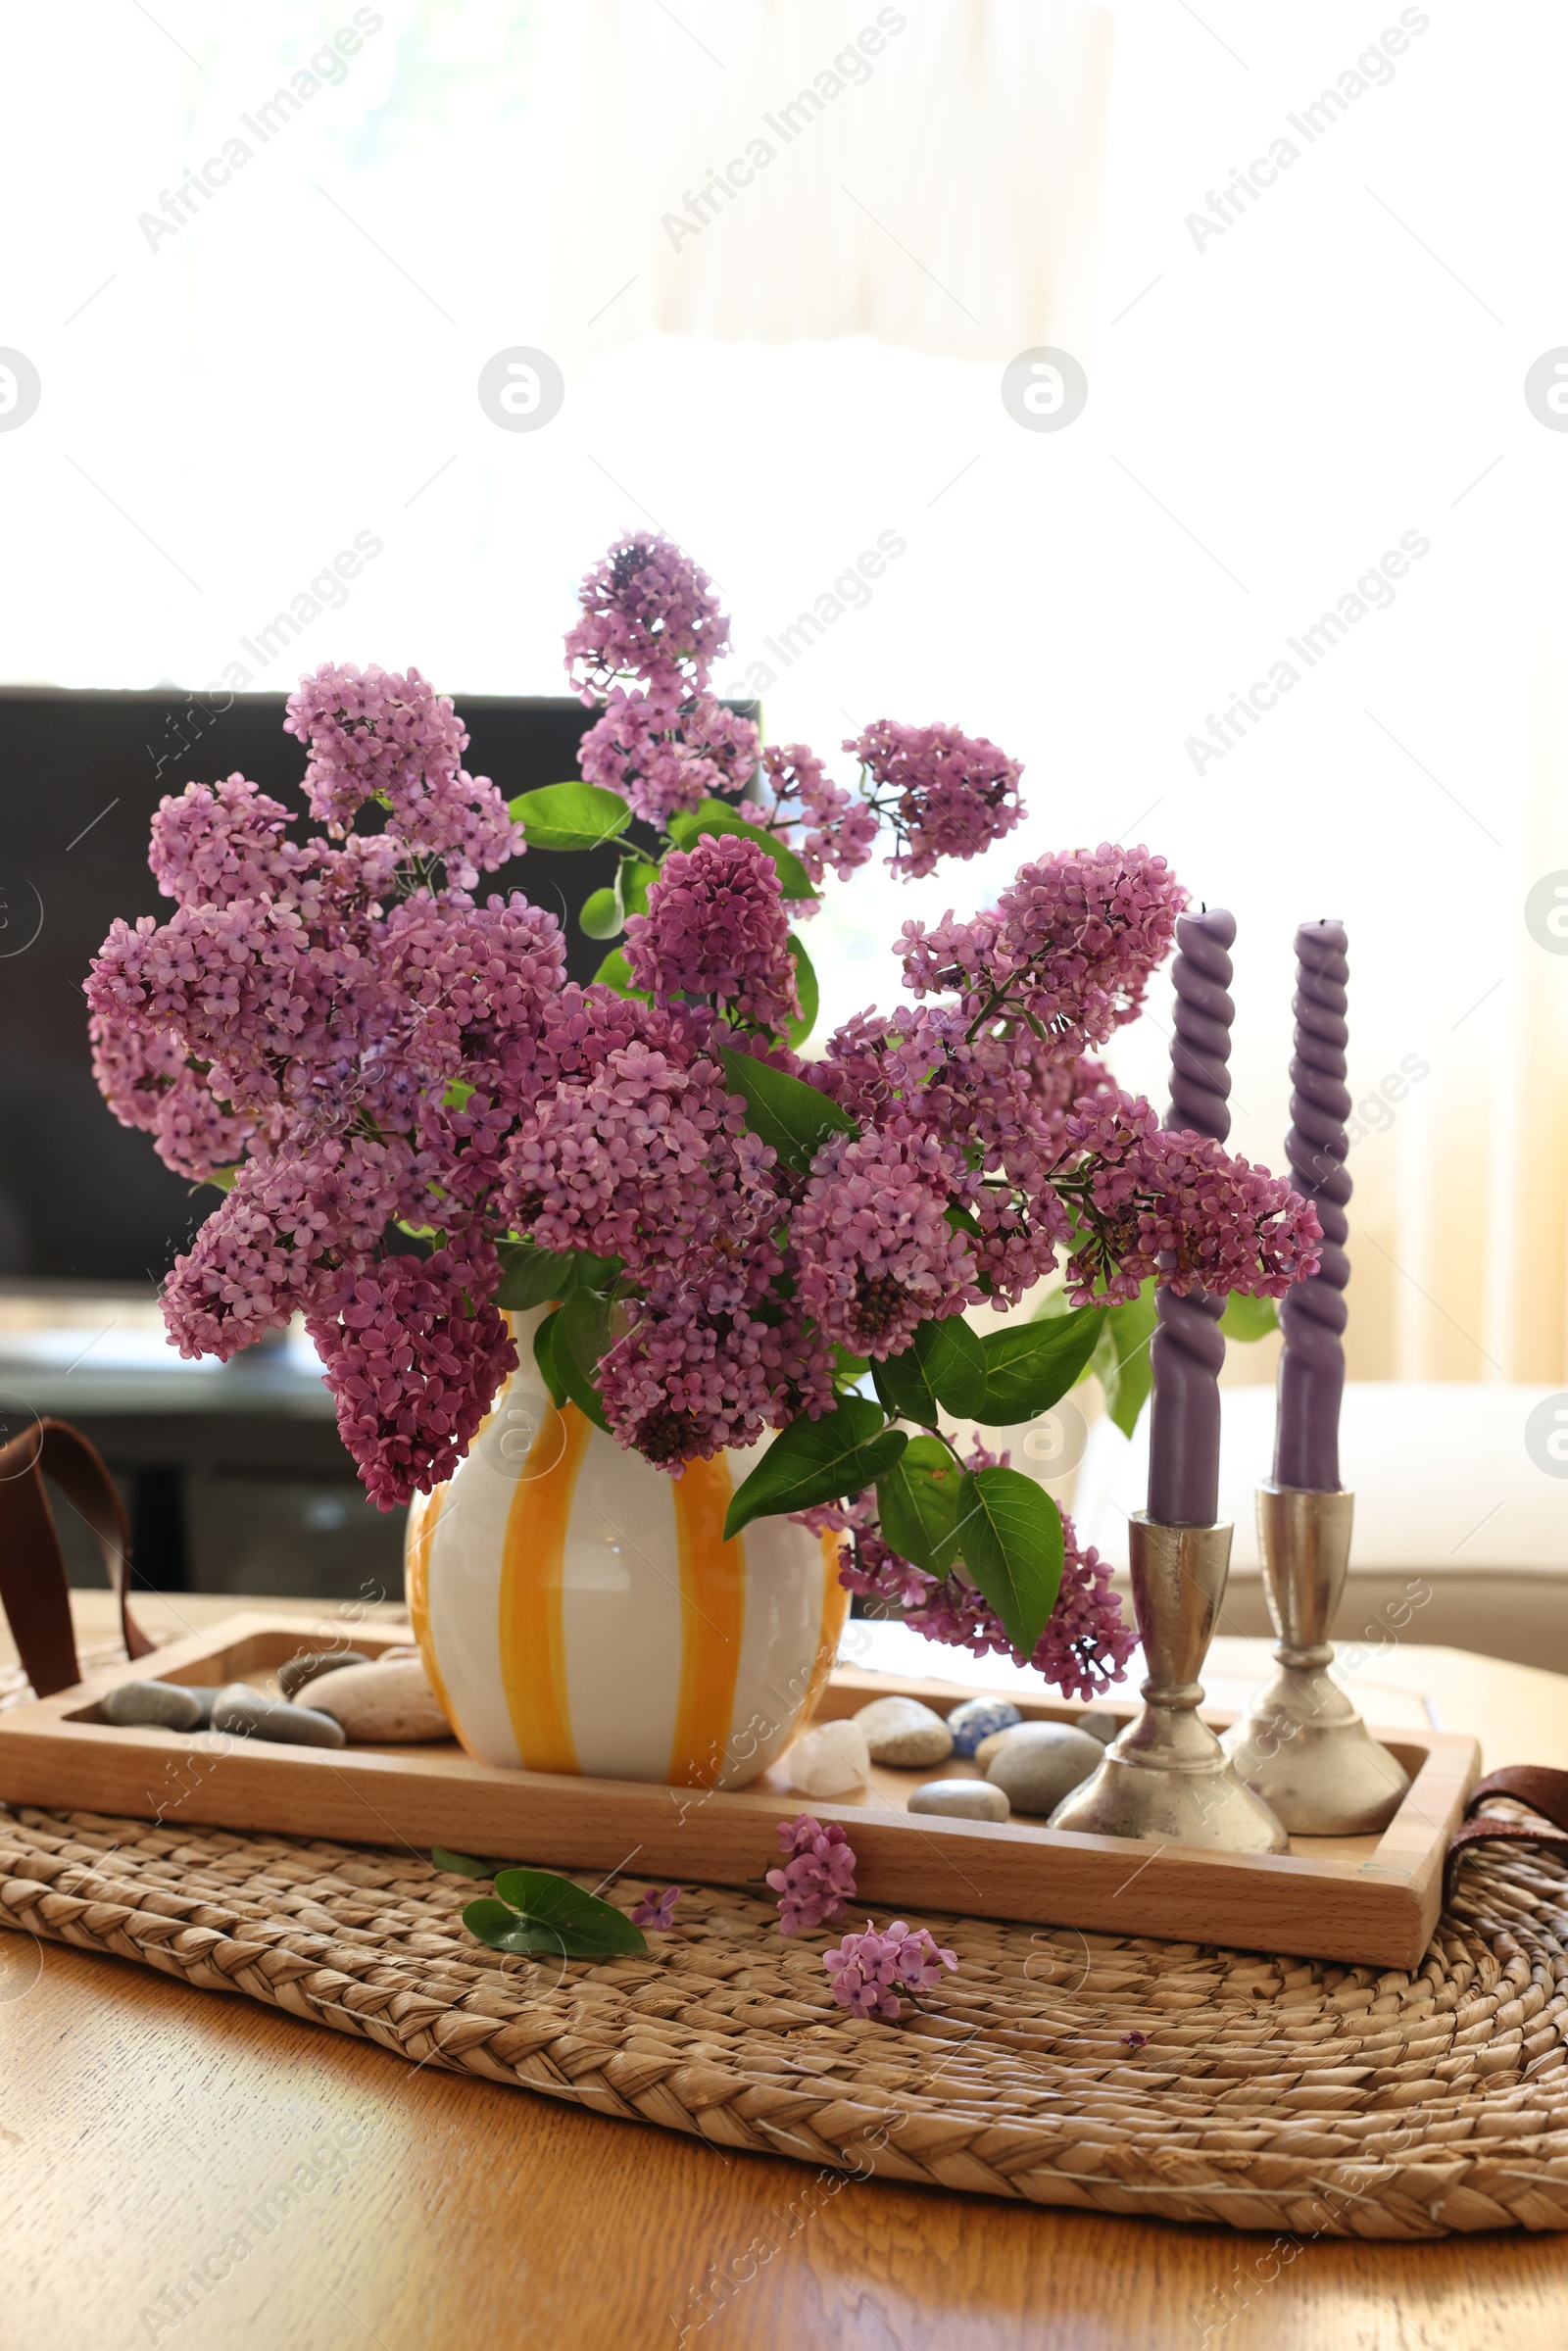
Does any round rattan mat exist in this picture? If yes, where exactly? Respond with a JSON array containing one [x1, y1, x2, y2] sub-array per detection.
[[2, 1802, 1566, 2237]]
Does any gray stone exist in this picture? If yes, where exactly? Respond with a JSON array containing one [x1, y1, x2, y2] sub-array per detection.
[[854, 1695, 954, 1768], [946, 1696, 1022, 1756], [277, 1649, 372, 1702], [184, 1687, 221, 1729], [101, 1679, 202, 1732], [984, 1722, 1104, 1815], [210, 1683, 347, 1749], [1077, 1709, 1122, 1747], [907, 1778, 1011, 1823]]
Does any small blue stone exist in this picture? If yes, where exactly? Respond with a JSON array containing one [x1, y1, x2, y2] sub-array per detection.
[[946, 1696, 1022, 1757]]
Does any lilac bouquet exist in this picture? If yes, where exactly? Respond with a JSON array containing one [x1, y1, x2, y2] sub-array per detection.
[[87, 531, 1320, 1695]]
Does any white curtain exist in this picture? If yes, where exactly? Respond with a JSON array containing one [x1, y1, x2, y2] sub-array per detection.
[[546, 0, 1115, 365]]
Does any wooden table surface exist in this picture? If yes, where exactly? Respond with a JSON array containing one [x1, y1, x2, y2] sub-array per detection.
[[2, 1593, 1566, 2351]]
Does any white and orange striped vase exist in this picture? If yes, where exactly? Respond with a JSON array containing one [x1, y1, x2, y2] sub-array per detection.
[[405, 1307, 848, 1789]]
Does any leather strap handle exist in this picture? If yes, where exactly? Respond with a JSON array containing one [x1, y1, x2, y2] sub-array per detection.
[[0, 1419, 152, 1696], [1444, 1766, 1568, 1908]]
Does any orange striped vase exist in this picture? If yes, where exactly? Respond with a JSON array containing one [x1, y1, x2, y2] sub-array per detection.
[[405, 1308, 848, 1789]]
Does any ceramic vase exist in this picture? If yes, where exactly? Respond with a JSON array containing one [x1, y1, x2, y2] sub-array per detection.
[[406, 1308, 846, 1788]]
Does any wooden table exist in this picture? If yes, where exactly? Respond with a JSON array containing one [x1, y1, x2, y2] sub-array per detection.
[[2, 1594, 1566, 2351]]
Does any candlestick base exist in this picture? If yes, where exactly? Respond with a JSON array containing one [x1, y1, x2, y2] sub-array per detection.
[[1220, 1485, 1410, 1836], [1049, 1516, 1289, 1853]]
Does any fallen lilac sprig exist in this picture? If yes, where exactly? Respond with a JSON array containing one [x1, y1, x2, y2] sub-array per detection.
[[766, 1813, 858, 1935], [631, 1886, 682, 1930], [822, 1920, 959, 2021]]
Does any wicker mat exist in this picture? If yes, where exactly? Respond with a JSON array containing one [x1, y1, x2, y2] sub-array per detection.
[[3, 1803, 1567, 2238]]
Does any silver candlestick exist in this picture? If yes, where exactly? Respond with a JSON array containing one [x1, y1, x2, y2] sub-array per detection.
[[1221, 1485, 1409, 1835], [1050, 1516, 1289, 1852]]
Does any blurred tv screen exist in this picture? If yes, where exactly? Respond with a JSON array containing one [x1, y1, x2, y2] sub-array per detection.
[[0, 688, 657, 1285]]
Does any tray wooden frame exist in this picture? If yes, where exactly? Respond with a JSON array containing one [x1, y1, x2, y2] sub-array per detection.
[[0, 1611, 1478, 1969]]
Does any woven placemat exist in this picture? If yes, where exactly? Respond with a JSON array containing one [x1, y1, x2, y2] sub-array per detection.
[[2, 1802, 1566, 2237]]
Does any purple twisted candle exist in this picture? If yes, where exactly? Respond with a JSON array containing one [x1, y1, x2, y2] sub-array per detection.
[[1147, 906, 1235, 1526], [1274, 920, 1350, 1491]]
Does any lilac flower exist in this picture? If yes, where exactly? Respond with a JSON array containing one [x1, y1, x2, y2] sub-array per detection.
[[306, 1235, 517, 1510], [792, 1127, 981, 1359], [821, 1920, 958, 2019], [624, 833, 798, 1032], [149, 773, 304, 908], [578, 687, 759, 828], [1056, 1091, 1323, 1305], [598, 1262, 834, 1470], [1120, 2030, 1150, 2050], [564, 531, 730, 701], [900, 844, 1188, 1053], [847, 719, 1023, 879], [756, 744, 878, 891], [284, 663, 522, 887], [499, 1043, 780, 1280], [90, 1010, 257, 1183], [835, 1452, 1137, 1703], [767, 1814, 858, 1935], [631, 1886, 681, 1930]]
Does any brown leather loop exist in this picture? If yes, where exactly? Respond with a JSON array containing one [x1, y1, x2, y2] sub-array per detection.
[[1445, 1766, 1568, 1909], [0, 1418, 150, 1695], [1463, 1766, 1568, 1830]]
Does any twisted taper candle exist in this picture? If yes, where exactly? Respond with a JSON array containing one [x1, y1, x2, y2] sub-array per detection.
[[1274, 920, 1350, 1491], [1148, 907, 1235, 1526]]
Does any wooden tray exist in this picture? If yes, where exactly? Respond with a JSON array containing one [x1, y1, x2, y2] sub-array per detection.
[[0, 1610, 1479, 1969]]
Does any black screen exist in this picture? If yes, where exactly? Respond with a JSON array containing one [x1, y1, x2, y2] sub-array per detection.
[[0, 688, 665, 1284]]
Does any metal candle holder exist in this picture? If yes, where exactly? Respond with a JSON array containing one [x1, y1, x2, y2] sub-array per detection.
[[1221, 1485, 1410, 1835], [1050, 1515, 1289, 1852]]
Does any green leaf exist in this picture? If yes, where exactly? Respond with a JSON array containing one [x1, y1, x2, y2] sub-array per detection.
[[1092, 1285, 1157, 1440], [977, 1310, 1104, 1425], [202, 1164, 239, 1193], [877, 1436, 963, 1576], [1219, 1293, 1279, 1343], [533, 1309, 568, 1409], [593, 946, 649, 1000], [553, 1287, 613, 1434], [830, 1345, 871, 1387], [786, 932, 818, 1051], [492, 1868, 648, 1956], [495, 1241, 577, 1310], [441, 1078, 474, 1113], [619, 858, 660, 918], [461, 1889, 646, 1960], [579, 886, 623, 940], [723, 1397, 906, 1539], [717, 1047, 858, 1173], [510, 782, 633, 853], [667, 801, 816, 902], [872, 1344, 940, 1429], [431, 1846, 495, 1879], [955, 1466, 1064, 1654], [914, 1316, 988, 1419]]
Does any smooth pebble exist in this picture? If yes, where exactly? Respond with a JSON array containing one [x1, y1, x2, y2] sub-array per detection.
[[211, 1683, 347, 1749], [946, 1696, 1021, 1757], [984, 1722, 1104, 1815], [907, 1779, 1010, 1823], [788, 1718, 870, 1797], [854, 1695, 954, 1768], [101, 1679, 201, 1732], [1077, 1709, 1122, 1747], [302, 1658, 451, 1744], [277, 1648, 372, 1702]]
